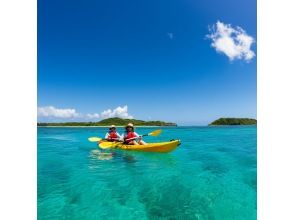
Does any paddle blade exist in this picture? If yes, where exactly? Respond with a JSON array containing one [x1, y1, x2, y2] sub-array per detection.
[[99, 141, 119, 149], [148, 129, 162, 137], [88, 137, 102, 142]]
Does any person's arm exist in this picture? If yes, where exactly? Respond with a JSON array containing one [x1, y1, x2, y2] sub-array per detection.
[[105, 133, 109, 139], [117, 132, 123, 141], [134, 132, 140, 138]]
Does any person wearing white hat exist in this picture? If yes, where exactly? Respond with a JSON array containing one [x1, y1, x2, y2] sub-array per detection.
[[123, 123, 146, 145], [105, 125, 122, 141]]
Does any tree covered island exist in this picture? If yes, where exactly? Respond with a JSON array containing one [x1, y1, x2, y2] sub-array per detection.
[[209, 118, 257, 125], [37, 117, 177, 127]]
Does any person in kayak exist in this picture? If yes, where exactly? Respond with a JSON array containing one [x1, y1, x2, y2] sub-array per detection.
[[123, 123, 146, 145], [105, 125, 121, 141]]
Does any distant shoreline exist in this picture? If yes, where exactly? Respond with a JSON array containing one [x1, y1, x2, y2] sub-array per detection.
[[37, 125, 256, 128], [37, 117, 177, 127], [209, 118, 257, 126], [37, 125, 164, 128]]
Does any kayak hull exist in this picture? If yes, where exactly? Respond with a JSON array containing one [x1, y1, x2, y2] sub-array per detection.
[[99, 140, 180, 153]]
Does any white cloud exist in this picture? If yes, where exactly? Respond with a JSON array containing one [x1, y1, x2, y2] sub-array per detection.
[[37, 105, 133, 121], [85, 113, 100, 119], [101, 105, 133, 119], [207, 21, 255, 61], [37, 106, 79, 118]]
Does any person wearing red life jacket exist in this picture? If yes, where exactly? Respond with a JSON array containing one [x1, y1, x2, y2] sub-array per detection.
[[123, 123, 146, 145], [105, 125, 121, 141]]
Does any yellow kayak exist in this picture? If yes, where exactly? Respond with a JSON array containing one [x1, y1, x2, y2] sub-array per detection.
[[99, 140, 180, 153]]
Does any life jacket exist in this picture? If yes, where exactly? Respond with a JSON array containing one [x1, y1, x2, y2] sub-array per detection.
[[124, 131, 136, 143], [108, 131, 118, 139]]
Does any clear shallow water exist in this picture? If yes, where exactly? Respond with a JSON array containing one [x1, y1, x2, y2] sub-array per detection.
[[38, 126, 256, 220]]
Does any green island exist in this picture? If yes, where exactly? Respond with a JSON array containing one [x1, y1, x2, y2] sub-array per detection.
[[209, 118, 257, 125], [37, 117, 177, 127]]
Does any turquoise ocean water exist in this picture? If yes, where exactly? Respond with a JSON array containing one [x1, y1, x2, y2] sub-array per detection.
[[38, 126, 256, 220]]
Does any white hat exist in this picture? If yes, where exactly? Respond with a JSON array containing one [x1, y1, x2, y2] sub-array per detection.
[[110, 125, 116, 128], [126, 123, 134, 127]]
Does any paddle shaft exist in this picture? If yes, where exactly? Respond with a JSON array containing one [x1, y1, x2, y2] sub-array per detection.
[[104, 135, 146, 142], [125, 136, 144, 142], [118, 130, 160, 141], [98, 129, 161, 144], [106, 137, 120, 141]]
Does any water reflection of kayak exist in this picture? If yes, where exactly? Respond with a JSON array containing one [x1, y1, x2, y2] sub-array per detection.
[[90, 149, 114, 160]]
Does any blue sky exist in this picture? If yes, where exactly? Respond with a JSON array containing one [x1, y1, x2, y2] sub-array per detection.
[[38, 0, 256, 125]]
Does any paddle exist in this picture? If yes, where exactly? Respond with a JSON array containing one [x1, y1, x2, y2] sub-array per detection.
[[88, 137, 121, 142], [99, 129, 163, 149], [123, 129, 162, 142], [88, 137, 118, 149], [144, 129, 162, 137]]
